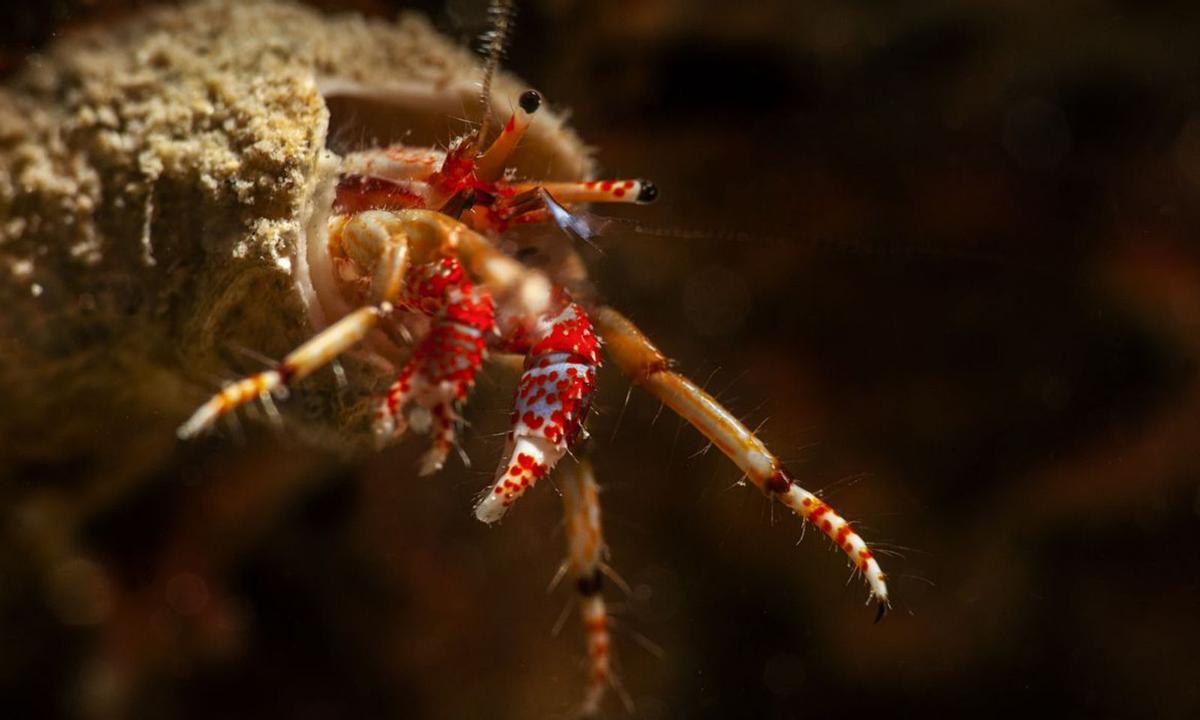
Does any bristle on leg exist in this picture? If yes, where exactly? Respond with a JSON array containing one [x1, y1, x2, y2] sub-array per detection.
[[773, 473, 890, 608], [593, 305, 891, 613]]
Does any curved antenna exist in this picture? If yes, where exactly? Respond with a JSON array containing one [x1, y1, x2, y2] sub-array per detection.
[[472, 0, 517, 156]]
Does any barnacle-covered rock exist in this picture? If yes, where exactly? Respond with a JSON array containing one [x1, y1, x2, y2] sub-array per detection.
[[0, 0, 593, 476]]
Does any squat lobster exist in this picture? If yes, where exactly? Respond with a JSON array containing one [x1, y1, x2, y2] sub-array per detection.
[[179, 29, 889, 720]]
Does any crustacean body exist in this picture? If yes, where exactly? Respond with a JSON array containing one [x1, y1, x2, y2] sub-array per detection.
[[0, 1, 889, 715]]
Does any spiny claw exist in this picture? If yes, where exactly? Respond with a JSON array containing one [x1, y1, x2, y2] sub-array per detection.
[[475, 435, 557, 523]]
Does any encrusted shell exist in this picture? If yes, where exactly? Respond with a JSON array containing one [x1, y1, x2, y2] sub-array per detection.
[[0, 0, 594, 472]]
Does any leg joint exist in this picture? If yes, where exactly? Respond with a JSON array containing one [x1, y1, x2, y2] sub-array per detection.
[[576, 569, 604, 597], [765, 468, 793, 495]]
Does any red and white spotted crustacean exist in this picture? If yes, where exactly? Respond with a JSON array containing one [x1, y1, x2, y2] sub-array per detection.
[[177, 2, 890, 714]]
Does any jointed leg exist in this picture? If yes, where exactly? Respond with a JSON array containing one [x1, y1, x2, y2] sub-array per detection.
[[592, 306, 890, 615], [177, 304, 391, 439], [373, 255, 495, 474], [511, 179, 658, 205], [180, 210, 498, 479], [560, 458, 612, 717]]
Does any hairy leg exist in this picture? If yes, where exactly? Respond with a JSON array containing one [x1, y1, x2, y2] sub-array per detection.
[[177, 304, 391, 439], [592, 306, 890, 615], [560, 458, 612, 717], [373, 255, 495, 474]]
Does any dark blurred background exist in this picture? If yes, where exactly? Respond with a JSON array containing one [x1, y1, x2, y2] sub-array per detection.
[[4, 1, 1200, 718]]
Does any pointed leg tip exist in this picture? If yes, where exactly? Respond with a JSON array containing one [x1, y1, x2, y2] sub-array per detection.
[[176, 410, 213, 440], [417, 452, 447, 477], [874, 601, 889, 624], [372, 429, 392, 451], [178, 426, 207, 441], [372, 417, 406, 450], [474, 499, 505, 524]]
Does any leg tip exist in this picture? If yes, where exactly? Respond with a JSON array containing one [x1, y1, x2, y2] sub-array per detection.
[[372, 414, 406, 450], [635, 179, 658, 204], [474, 496, 507, 524], [874, 601, 889, 624], [176, 404, 217, 440]]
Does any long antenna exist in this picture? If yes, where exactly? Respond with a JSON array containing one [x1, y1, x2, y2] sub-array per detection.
[[473, 0, 516, 155]]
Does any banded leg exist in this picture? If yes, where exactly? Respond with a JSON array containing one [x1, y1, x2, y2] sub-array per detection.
[[561, 458, 612, 718], [177, 304, 391, 439], [475, 301, 601, 522], [592, 306, 890, 616], [511, 179, 659, 205]]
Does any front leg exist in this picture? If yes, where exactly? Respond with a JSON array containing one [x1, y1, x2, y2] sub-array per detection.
[[177, 304, 392, 439], [177, 211, 418, 440]]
